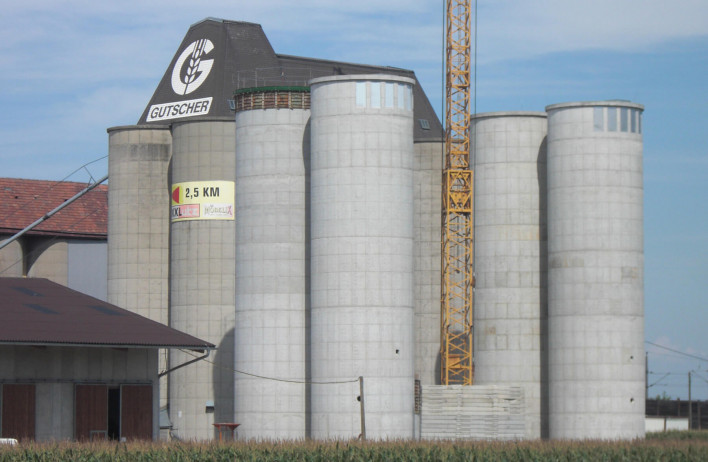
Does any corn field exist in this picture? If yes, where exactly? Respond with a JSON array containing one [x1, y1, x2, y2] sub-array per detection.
[[2, 433, 708, 461]]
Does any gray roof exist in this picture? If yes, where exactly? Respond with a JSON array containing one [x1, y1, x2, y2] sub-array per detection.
[[138, 18, 442, 141], [0, 278, 214, 350]]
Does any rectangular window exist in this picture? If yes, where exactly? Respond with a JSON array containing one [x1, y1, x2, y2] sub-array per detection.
[[620, 107, 628, 132], [397, 84, 406, 109], [385, 83, 394, 108], [355, 82, 366, 107], [370, 82, 381, 108], [638, 112, 642, 134], [631, 109, 637, 132], [607, 107, 617, 131], [405, 85, 412, 111], [593, 107, 604, 131]]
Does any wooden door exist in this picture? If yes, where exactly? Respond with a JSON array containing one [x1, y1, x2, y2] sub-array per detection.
[[75, 384, 108, 441], [1, 384, 35, 440], [120, 385, 153, 440]]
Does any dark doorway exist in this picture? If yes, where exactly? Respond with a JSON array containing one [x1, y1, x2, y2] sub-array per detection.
[[107, 387, 121, 440]]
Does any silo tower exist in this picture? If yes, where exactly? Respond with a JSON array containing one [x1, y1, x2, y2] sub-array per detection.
[[546, 101, 645, 440], [309, 74, 416, 439], [233, 87, 311, 439]]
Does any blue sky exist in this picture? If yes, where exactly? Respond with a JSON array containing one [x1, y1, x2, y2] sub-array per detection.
[[1, 1, 706, 399]]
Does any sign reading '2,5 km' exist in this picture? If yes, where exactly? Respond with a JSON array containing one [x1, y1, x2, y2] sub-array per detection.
[[171, 181, 234, 222]]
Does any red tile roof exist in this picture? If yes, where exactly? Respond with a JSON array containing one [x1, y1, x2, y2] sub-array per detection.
[[0, 178, 107, 239], [0, 278, 213, 350]]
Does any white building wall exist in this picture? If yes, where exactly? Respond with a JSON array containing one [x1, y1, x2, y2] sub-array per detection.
[[0, 345, 158, 442]]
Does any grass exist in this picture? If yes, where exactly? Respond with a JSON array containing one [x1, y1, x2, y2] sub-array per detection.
[[2, 433, 708, 461]]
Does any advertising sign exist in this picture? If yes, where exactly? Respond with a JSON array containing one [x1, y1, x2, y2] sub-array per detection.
[[171, 181, 234, 222]]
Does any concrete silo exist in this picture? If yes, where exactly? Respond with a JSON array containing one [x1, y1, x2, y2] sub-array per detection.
[[545, 101, 644, 439], [309, 74, 415, 439], [107, 125, 172, 408], [169, 118, 236, 439], [472, 112, 548, 439], [233, 88, 310, 439]]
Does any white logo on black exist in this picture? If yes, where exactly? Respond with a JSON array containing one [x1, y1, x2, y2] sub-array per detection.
[[171, 39, 215, 95]]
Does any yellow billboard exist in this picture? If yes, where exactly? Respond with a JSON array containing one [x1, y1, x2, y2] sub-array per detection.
[[171, 181, 234, 221]]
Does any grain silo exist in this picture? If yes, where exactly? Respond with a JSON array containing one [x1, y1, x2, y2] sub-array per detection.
[[308, 75, 416, 439], [233, 88, 311, 439], [545, 101, 644, 439], [169, 118, 236, 439], [471, 112, 548, 439], [107, 125, 172, 409]]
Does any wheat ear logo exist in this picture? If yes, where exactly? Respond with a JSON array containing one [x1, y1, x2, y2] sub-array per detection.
[[171, 39, 215, 95]]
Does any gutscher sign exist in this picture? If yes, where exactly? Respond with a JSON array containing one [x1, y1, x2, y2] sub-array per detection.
[[146, 97, 212, 122], [146, 38, 215, 122]]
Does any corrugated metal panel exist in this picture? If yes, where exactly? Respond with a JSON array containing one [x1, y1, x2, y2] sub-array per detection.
[[421, 385, 525, 440]]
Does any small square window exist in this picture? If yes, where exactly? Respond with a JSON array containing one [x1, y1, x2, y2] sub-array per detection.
[[419, 119, 430, 130], [370, 82, 381, 108], [593, 107, 604, 131], [607, 107, 617, 131], [355, 82, 366, 107], [385, 83, 394, 108]]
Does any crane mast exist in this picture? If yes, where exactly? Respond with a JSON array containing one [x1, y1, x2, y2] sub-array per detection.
[[441, 0, 474, 385]]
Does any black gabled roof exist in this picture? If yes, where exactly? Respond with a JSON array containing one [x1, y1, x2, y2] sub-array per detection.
[[0, 278, 214, 350], [139, 18, 442, 141]]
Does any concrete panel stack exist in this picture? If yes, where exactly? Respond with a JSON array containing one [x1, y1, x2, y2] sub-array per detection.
[[472, 112, 548, 439], [309, 75, 416, 439], [169, 119, 236, 440], [546, 101, 644, 439], [233, 89, 310, 439]]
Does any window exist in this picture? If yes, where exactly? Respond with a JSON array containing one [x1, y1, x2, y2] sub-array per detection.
[[607, 107, 617, 131], [397, 84, 406, 109], [631, 109, 637, 133], [370, 82, 381, 108], [593, 107, 604, 131], [355, 82, 366, 107], [385, 83, 394, 108], [620, 107, 628, 132]]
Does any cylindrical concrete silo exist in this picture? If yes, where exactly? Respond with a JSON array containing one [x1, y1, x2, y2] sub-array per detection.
[[309, 74, 415, 439], [0, 240, 23, 277], [233, 88, 310, 439], [472, 112, 548, 439], [546, 101, 644, 439], [169, 118, 236, 440], [107, 125, 172, 410]]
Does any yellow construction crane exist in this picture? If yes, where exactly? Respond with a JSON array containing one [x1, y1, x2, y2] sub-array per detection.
[[441, 0, 474, 385]]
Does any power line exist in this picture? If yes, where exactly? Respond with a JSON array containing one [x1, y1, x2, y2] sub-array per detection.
[[179, 349, 358, 385], [646, 341, 708, 363]]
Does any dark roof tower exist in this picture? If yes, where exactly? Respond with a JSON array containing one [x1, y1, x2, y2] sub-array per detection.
[[138, 18, 442, 140]]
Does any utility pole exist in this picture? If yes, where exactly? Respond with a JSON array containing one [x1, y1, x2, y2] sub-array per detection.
[[689, 371, 692, 430], [645, 352, 648, 398]]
